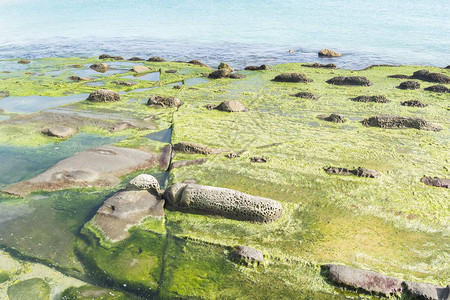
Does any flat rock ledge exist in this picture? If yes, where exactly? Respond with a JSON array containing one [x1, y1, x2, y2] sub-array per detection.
[[421, 176, 450, 189], [132, 65, 151, 73], [69, 76, 92, 82], [302, 63, 337, 69], [272, 73, 312, 83], [362, 115, 442, 131], [2, 145, 158, 197], [230, 245, 265, 266], [324, 166, 380, 178], [86, 89, 121, 102], [173, 142, 229, 155], [42, 126, 76, 139], [326, 76, 372, 86], [93, 174, 164, 242], [164, 183, 282, 222], [323, 264, 449, 300]]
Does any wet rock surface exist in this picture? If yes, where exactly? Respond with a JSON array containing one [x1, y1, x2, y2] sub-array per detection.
[[290, 91, 319, 99], [229, 73, 246, 79], [42, 126, 76, 138], [424, 84, 449, 93], [411, 69, 450, 83], [208, 69, 231, 79], [132, 65, 151, 73], [128, 56, 145, 61], [110, 121, 135, 132], [7, 278, 50, 300], [215, 100, 247, 112], [68, 75, 92, 82], [318, 49, 342, 57], [188, 59, 212, 68], [86, 89, 121, 102], [173, 142, 228, 155], [362, 115, 442, 131], [99, 54, 123, 60], [147, 56, 165, 62], [421, 176, 450, 188], [112, 80, 135, 86], [351, 95, 390, 103], [324, 166, 380, 178], [171, 158, 207, 169], [230, 245, 265, 265], [218, 62, 233, 71], [401, 100, 427, 107], [90, 63, 108, 72], [318, 113, 347, 123], [302, 63, 337, 69], [17, 59, 31, 64], [164, 183, 283, 222], [250, 157, 268, 163], [2, 145, 158, 197], [326, 76, 372, 86], [244, 64, 269, 70], [147, 95, 181, 108], [397, 80, 421, 90], [273, 73, 312, 83], [0, 90, 9, 98]]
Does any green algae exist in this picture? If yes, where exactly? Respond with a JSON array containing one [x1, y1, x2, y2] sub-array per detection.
[[0, 271, 9, 284], [7, 278, 50, 300], [61, 285, 139, 299]]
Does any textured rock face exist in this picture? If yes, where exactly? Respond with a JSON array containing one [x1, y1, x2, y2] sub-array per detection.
[[291, 91, 319, 99], [324, 166, 380, 178], [326, 76, 372, 86], [403, 281, 449, 300], [147, 95, 181, 108], [302, 63, 337, 69], [128, 174, 161, 192], [2, 145, 157, 197], [68, 75, 91, 81], [218, 62, 234, 71], [318, 49, 342, 57], [424, 84, 449, 93], [90, 63, 108, 72], [397, 80, 420, 90], [99, 54, 123, 60], [229, 73, 246, 79], [401, 100, 427, 107], [86, 89, 121, 102], [188, 60, 212, 68], [42, 126, 76, 138], [164, 183, 283, 222], [216, 100, 247, 112], [173, 142, 228, 155], [350, 95, 390, 103], [244, 64, 268, 71], [208, 69, 231, 79], [411, 69, 450, 83], [362, 115, 442, 131], [318, 113, 347, 123], [273, 73, 312, 83], [421, 176, 450, 188], [147, 56, 165, 62], [17, 59, 31, 64], [231, 246, 265, 265], [132, 65, 151, 73]]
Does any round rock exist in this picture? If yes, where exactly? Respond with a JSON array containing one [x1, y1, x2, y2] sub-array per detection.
[[216, 100, 247, 112], [218, 62, 234, 71], [231, 245, 265, 265], [87, 89, 121, 102], [318, 49, 342, 57], [90, 63, 108, 72]]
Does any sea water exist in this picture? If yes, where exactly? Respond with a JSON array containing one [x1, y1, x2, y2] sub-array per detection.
[[0, 0, 448, 68]]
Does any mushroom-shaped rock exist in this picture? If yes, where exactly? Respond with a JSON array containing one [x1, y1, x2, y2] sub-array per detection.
[[231, 246, 265, 265], [173, 142, 228, 155], [147, 95, 181, 108], [208, 69, 231, 79], [244, 65, 269, 71], [147, 56, 165, 62], [86, 89, 121, 102], [424, 85, 449, 93], [128, 174, 161, 193], [318, 49, 342, 57], [362, 115, 442, 131], [411, 69, 450, 84], [42, 126, 76, 139], [291, 91, 319, 99], [401, 100, 427, 107], [273, 73, 312, 83], [218, 62, 233, 71], [216, 100, 247, 112], [69, 75, 92, 82], [188, 60, 212, 69], [17, 59, 30, 64], [326, 76, 372, 86], [164, 183, 282, 222], [132, 65, 151, 73], [397, 81, 420, 90], [350, 95, 390, 103], [90, 63, 108, 73]]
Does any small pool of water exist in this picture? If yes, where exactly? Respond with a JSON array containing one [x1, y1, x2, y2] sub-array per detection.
[[0, 93, 89, 113], [122, 72, 160, 81], [85, 81, 105, 87], [145, 128, 172, 143]]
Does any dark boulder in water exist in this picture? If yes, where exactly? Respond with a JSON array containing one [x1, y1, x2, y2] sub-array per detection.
[[87, 89, 120, 102], [230, 246, 265, 265], [273, 73, 312, 83], [17, 59, 30, 64], [424, 84, 449, 93], [362, 115, 441, 131], [397, 80, 420, 90], [147, 56, 165, 62], [218, 62, 233, 71], [411, 69, 450, 83], [291, 91, 319, 99], [326, 76, 372, 86], [128, 56, 145, 61], [421, 176, 450, 188], [324, 166, 379, 178], [351, 95, 390, 103], [244, 64, 269, 71], [208, 69, 231, 79], [98, 54, 123, 60], [90, 63, 108, 73], [401, 100, 427, 107]]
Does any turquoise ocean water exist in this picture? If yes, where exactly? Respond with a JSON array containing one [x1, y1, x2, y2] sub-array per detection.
[[0, 0, 449, 68]]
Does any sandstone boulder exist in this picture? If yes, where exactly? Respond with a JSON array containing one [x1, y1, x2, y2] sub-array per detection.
[[128, 174, 161, 193], [128, 57, 145, 61], [318, 49, 342, 57], [17, 59, 30, 64], [86, 89, 121, 102], [218, 62, 233, 71], [229, 73, 246, 79], [110, 121, 135, 133], [99, 54, 123, 60], [42, 126, 76, 139], [132, 65, 151, 73], [317, 113, 347, 123]]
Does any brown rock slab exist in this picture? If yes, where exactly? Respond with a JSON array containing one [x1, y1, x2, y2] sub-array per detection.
[[99, 54, 123, 60], [362, 115, 441, 131], [273, 73, 312, 83], [421, 176, 450, 188], [291, 92, 320, 99], [188, 60, 212, 69], [69, 75, 92, 82], [86, 89, 121, 102], [318, 49, 342, 57], [302, 63, 337, 69], [42, 126, 76, 139], [17, 59, 30, 64], [128, 57, 145, 61], [132, 65, 151, 73]]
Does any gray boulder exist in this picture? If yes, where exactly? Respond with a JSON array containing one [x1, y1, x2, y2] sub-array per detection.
[[87, 89, 121, 102], [128, 174, 161, 193], [42, 126, 76, 139]]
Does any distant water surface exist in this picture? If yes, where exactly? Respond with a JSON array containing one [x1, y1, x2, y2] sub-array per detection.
[[0, 0, 449, 69]]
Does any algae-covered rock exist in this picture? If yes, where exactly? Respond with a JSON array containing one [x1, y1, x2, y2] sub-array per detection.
[[216, 100, 247, 112], [318, 49, 342, 57], [324, 166, 380, 178], [420, 176, 450, 189], [244, 64, 269, 70], [42, 126, 76, 138], [0, 270, 10, 283], [0, 90, 9, 98], [132, 65, 151, 73], [302, 63, 337, 69], [273, 73, 312, 83], [229, 73, 246, 79], [164, 183, 282, 222], [61, 285, 134, 299], [326, 76, 372, 86], [188, 59, 212, 68], [397, 80, 420, 90], [424, 84, 449, 93], [128, 56, 145, 61], [68, 75, 92, 82], [147, 95, 181, 108], [112, 80, 135, 86], [401, 100, 427, 107], [7, 278, 51, 300], [87, 89, 121, 102], [362, 115, 442, 131], [218, 62, 234, 71], [99, 54, 123, 60], [230, 245, 264, 265], [208, 68, 231, 79], [318, 113, 347, 123], [411, 69, 450, 84], [291, 91, 320, 99], [17, 59, 30, 64], [147, 56, 165, 62], [90, 62, 108, 72], [350, 95, 390, 103], [173, 141, 228, 154]]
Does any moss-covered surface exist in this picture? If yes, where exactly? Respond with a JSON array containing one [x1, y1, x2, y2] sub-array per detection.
[[61, 285, 139, 299], [7, 278, 50, 300], [0, 57, 448, 299]]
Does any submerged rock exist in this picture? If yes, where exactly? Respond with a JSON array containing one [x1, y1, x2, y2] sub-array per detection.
[[215, 100, 247, 112], [2, 145, 159, 197], [326, 76, 372, 86], [230, 245, 265, 265], [424, 84, 449, 93], [317, 113, 347, 123], [173, 142, 228, 155], [147, 95, 181, 108], [362, 115, 442, 131], [110, 121, 135, 132], [411, 69, 450, 84], [397, 80, 420, 90], [86, 89, 121, 102], [401, 100, 427, 107], [218, 62, 233, 71], [17, 59, 30, 64], [171, 158, 207, 169], [147, 56, 165, 62], [42, 126, 76, 138], [351, 95, 390, 103], [244, 64, 269, 71], [324, 166, 380, 178], [273, 73, 312, 83], [291, 91, 320, 99], [132, 65, 151, 73], [68, 75, 92, 82], [99, 54, 123, 60], [318, 49, 342, 57], [90, 62, 108, 72], [208, 69, 231, 79], [302, 63, 337, 69], [164, 183, 282, 222], [421, 176, 450, 189], [188, 60, 212, 68]]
